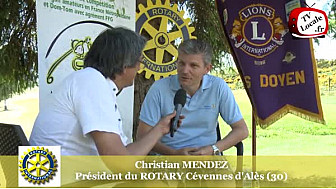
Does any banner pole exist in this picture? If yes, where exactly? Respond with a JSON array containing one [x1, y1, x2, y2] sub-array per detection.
[[252, 110, 256, 156], [252, 110, 257, 187]]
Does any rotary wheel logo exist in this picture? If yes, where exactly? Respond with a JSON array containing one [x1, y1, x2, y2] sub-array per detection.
[[136, 0, 196, 80], [19, 147, 58, 184]]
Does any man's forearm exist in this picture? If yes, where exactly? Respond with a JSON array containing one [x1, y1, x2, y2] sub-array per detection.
[[152, 141, 177, 155], [216, 119, 249, 152], [137, 121, 177, 155], [126, 126, 164, 155]]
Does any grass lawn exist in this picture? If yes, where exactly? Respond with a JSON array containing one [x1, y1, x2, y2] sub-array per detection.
[[220, 90, 336, 155], [1, 88, 335, 155]]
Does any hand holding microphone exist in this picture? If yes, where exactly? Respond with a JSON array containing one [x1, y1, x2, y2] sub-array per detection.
[[170, 89, 186, 137]]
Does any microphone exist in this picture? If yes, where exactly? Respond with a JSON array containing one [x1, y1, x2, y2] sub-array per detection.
[[170, 89, 186, 137]]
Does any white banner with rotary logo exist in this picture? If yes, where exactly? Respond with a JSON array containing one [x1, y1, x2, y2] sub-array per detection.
[[36, 0, 135, 144]]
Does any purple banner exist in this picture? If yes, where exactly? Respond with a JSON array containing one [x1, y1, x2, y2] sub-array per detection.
[[215, 0, 324, 127]]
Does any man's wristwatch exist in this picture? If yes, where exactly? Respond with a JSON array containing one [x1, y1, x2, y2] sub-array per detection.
[[211, 144, 221, 155]]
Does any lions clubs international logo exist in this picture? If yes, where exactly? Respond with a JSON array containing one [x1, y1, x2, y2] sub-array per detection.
[[18, 146, 61, 187], [230, 4, 289, 59]]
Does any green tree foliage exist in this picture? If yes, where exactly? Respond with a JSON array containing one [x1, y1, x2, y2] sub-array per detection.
[[0, 0, 37, 102]]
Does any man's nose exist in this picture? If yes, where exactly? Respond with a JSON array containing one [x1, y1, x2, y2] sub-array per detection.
[[180, 65, 190, 74]]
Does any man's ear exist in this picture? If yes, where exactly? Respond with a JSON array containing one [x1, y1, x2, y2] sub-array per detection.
[[122, 66, 128, 74], [206, 64, 212, 73]]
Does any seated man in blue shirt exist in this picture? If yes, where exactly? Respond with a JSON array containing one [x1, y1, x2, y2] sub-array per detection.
[[137, 39, 248, 155]]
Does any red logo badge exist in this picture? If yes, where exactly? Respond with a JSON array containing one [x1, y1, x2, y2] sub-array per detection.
[[288, 7, 328, 38]]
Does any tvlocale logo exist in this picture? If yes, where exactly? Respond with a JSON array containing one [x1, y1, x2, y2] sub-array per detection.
[[18, 146, 61, 187], [288, 2, 328, 38]]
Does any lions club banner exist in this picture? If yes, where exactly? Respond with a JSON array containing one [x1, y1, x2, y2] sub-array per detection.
[[215, 0, 325, 127]]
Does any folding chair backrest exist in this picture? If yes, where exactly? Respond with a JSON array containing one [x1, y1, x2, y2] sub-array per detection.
[[0, 123, 29, 155], [216, 122, 244, 187]]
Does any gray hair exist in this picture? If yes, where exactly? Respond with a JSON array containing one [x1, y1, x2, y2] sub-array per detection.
[[84, 27, 146, 79], [177, 39, 213, 65]]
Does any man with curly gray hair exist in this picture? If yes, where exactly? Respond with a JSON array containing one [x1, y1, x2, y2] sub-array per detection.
[[30, 27, 180, 155]]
